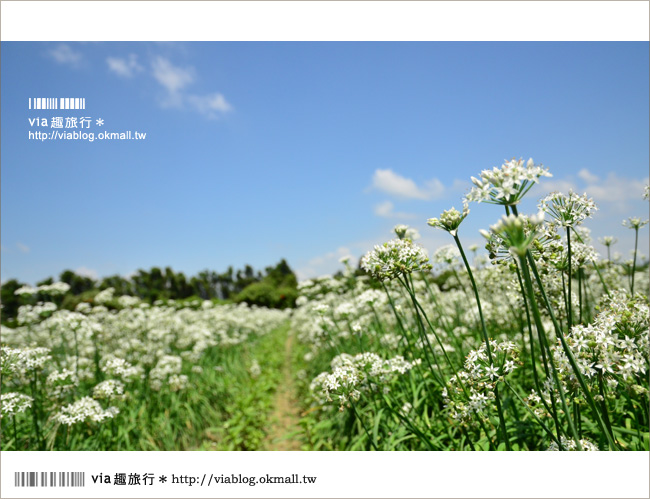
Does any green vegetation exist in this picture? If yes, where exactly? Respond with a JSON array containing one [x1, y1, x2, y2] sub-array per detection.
[[1, 259, 298, 326]]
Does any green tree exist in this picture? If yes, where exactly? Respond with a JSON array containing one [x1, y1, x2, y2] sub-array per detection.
[[60, 270, 95, 295], [1, 279, 26, 323]]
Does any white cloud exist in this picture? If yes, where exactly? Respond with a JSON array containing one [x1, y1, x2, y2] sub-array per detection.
[[148, 56, 233, 119], [369, 169, 463, 201], [74, 266, 99, 280], [373, 201, 416, 219], [371, 169, 431, 200], [579, 172, 647, 203], [47, 44, 82, 66], [296, 246, 353, 280], [577, 168, 600, 184], [526, 170, 649, 260], [16, 242, 30, 254], [374, 201, 394, 217], [186, 93, 233, 119], [151, 56, 194, 94], [106, 54, 143, 78], [533, 170, 648, 209], [534, 178, 577, 196]]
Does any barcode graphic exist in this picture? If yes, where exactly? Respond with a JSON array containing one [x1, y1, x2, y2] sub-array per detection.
[[14, 472, 85, 487], [29, 98, 85, 110]]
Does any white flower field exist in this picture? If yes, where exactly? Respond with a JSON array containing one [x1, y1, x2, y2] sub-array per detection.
[[2, 160, 649, 451]]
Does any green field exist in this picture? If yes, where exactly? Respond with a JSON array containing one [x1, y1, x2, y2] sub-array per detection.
[[2, 164, 649, 451]]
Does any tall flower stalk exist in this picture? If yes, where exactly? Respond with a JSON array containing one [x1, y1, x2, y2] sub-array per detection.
[[622, 217, 648, 294], [428, 204, 511, 449], [539, 190, 598, 331]]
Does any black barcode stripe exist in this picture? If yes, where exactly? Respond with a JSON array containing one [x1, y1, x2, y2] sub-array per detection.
[[14, 471, 84, 487], [30, 98, 85, 110]]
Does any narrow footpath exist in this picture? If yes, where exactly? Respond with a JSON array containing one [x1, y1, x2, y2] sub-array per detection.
[[262, 330, 303, 450]]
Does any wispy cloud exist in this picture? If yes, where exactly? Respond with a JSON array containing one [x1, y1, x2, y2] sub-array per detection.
[[369, 169, 467, 201], [149, 56, 233, 119], [75, 266, 99, 280], [106, 54, 143, 78], [370, 169, 433, 200], [47, 43, 82, 67], [16, 242, 30, 254], [533, 169, 648, 213], [373, 200, 416, 219], [527, 169, 649, 260], [186, 93, 233, 117], [151, 56, 194, 94], [577, 168, 600, 184], [296, 246, 353, 280]]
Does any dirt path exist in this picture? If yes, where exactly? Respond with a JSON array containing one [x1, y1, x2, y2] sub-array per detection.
[[262, 330, 303, 450]]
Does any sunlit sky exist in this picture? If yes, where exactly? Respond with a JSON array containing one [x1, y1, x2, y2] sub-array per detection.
[[1, 42, 648, 284]]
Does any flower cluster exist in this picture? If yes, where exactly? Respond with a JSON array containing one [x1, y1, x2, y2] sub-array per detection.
[[6, 347, 52, 374], [46, 369, 79, 399], [361, 239, 432, 281], [480, 212, 545, 257], [149, 355, 184, 391], [622, 217, 649, 230], [37, 282, 71, 296], [17, 302, 58, 324], [249, 359, 261, 378], [599, 236, 618, 247], [1, 392, 33, 419], [427, 204, 469, 236], [546, 437, 599, 451], [553, 290, 649, 388], [101, 357, 142, 382], [310, 352, 418, 410], [94, 287, 115, 305], [443, 340, 519, 424], [465, 158, 551, 206], [14, 282, 70, 296], [538, 190, 597, 228], [431, 245, 461, 266], [54, 397, 119, 425], [93, 379, 125, 400], [394, 225, 421, 241]]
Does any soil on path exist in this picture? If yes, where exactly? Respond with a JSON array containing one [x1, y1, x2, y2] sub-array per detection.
[[262, 330, 303, 450]]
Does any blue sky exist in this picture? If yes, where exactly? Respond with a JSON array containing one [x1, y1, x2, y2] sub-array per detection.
[[1, 42, 648, 284]]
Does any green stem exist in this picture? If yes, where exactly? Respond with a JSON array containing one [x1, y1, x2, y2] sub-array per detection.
[[381, 283, 425, 380], [462, 427, 477, 451], [13, 415, 18, 449], [351, 403, 378, 450], [504, 381, 560, 447], [453, 233, 510, 450], [404, 274, 474, 391], [598, 373, 616, 445], [477, 418, 496, 451], [421, 274, 463, 359], [525, 252, 618, 450], [518, 253, 581, 450], [400, 275, 484, 435], [30, 374, 43, 450], [382, 395, 437, 450], [566, 228, 573, 332], [578, 267, 583, 324], [631, 227, 638, 294], [398, 275, 445, 387], [514, 263, 563, 441], [569, 226, 610, 297]]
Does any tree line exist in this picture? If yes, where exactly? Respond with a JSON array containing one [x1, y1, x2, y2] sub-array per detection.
[[1, 260, 298, 323]]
